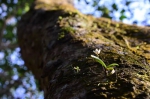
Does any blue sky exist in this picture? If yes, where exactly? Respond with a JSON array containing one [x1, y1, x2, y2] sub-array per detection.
[[74, 0, 150, 25]]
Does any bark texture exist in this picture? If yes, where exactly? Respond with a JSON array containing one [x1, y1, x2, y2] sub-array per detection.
[[17, 1, 150, 99]]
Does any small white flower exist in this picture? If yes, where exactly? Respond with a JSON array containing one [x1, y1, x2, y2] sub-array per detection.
[[93, 49, 101, 55], [110, 69, 115, 74]]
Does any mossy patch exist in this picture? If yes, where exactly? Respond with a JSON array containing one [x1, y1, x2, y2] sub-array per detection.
[[58, 32, 65, 40], [61, 26, 75, 33], [58, 26, 75, 40]]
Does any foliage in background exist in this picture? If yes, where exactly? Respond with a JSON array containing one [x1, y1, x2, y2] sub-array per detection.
[[76, 0, 150, 25], [0, 0, 43, 98], [0, 0, 150, 98]]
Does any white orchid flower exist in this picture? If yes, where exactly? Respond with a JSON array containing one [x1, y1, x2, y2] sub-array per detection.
[[93, 49, 101, 55]]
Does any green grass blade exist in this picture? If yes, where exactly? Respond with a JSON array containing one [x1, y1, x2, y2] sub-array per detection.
[[107, 63, 119, 68], [91, 55, 107, 68]]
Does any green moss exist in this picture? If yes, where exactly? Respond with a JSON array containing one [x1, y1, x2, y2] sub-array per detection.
[[61, 26, 75, 33], [58, 32, 65, 40], [58, 26, 75, 40], [58, 16, 63, 20]]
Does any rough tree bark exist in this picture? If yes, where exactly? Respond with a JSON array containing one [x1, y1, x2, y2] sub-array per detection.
[[17, 0, 150, 99]]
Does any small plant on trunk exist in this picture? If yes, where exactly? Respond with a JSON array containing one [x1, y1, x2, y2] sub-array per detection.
[[91, 49, 119, 75]]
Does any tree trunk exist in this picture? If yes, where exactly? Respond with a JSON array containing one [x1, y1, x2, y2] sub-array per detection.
[[17, 0, 150, 99]]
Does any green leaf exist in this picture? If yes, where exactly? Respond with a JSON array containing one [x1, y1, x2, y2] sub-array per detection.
[[120, 9, 125, 14], [112, 3, 118, 11], [91, 55, 107, 68], [119, 14, 127, 21], [107, 63, 119, 68]]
